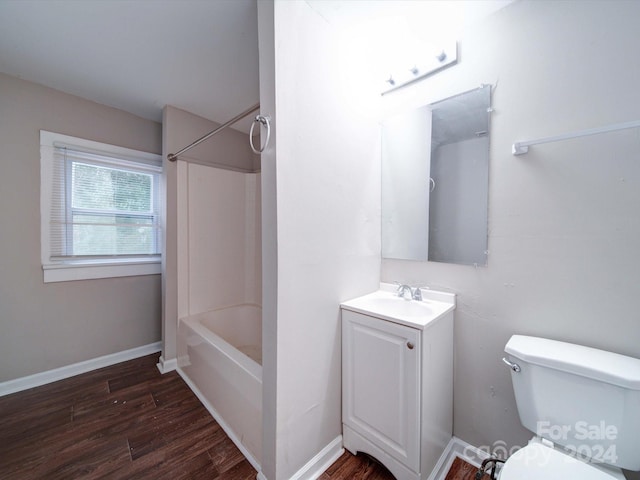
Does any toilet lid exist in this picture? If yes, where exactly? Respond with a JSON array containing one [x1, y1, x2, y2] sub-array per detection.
[[499, 442, 624, 480]]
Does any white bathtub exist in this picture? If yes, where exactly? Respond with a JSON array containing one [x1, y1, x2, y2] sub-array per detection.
[[177, 303, 262, 468]]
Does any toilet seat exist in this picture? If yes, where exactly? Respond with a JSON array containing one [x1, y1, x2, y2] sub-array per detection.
[[499, 441, 625, 480]]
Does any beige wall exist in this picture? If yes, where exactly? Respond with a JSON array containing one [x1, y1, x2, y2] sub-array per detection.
[[0, 73, 162, 382], [380, 2, 640, 477]]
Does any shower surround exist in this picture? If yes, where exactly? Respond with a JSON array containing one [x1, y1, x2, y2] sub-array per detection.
[[175, 161, 262, 469]]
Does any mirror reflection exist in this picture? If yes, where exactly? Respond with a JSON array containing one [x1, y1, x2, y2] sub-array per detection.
[[381, 85, 491, 265]]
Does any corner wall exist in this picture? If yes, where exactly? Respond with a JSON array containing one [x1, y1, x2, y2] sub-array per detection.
[[380, 2, 640, 473], [0, 73, 162, 382], [259, 2, 381, 478]]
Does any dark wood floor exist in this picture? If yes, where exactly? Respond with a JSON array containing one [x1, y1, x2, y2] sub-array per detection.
[[445, 457, 488, 480], [0, 353, 255, 479], [322, 451, 485, 480], [0, 353, 483, 480]]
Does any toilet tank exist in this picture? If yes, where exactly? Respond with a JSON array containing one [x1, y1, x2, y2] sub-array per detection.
[[504, 335, 640, 471]]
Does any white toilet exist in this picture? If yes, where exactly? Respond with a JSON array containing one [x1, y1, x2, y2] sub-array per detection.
[[500, 335, 640, 479]]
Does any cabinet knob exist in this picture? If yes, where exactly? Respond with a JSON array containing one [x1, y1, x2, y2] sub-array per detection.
[[407, 342, 415, 350]]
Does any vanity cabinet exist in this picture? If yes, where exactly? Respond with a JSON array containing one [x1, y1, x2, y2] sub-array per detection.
[[341, 293, 454, 480]]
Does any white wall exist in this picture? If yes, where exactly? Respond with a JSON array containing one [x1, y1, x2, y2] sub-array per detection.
[[256, 2, 278, 478], [0, 73, 162, 382], [380, 2, 640, 477], [259, 1, 640, 478], [258, 2, 381, 478]]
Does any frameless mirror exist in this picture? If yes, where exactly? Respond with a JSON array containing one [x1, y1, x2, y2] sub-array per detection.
[[381, 85, 490, 265]]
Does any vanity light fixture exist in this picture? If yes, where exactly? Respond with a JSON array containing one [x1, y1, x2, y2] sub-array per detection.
[[381, 40, 458, 94]]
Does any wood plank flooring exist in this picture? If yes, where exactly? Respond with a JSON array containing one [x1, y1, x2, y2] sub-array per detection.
[[0, 353, 484, 480], [322, 452, 486, 480], [0, 353, 254, 479], [445, 457, 489, 480]]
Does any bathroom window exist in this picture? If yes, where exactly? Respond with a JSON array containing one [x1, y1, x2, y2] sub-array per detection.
[[40, 131, 162, 282]]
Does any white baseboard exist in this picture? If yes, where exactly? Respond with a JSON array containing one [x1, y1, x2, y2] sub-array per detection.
[[429, 436, 491, 480], [156, 355, 178, 374], [427, 438, 457, 480], [289, 436, 344, 480], [0, 341, 162, 397], [257, 436, 343, 480]]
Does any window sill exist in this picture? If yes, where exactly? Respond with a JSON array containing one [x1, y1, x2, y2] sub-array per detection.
[[43, 259, 161, 283]]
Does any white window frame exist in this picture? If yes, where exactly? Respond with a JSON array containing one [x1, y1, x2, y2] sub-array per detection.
[[40, 131, 163, 282]]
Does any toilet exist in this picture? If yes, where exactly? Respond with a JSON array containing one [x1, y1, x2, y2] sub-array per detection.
[[500, 335, 640, 479]]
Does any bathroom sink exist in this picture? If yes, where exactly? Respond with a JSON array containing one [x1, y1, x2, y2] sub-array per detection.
[[357, 296, 433, 318], [341, 284, 455, 329]]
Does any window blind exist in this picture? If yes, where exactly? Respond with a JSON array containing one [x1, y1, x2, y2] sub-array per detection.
[[49, 146, 162, 260]]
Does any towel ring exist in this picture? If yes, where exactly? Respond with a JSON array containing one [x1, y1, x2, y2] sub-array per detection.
[[250, 115, 271, 154], [429, 177, 436, 192]]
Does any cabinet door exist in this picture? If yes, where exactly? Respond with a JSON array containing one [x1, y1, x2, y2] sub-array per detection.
[[342, 310, 421, 472]]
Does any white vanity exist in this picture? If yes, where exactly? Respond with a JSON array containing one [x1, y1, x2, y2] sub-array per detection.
[[341, 284, 455, 480]]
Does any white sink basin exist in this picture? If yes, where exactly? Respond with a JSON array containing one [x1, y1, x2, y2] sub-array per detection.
[[340, 284, 455, 329], [357, 295, 434, 318]]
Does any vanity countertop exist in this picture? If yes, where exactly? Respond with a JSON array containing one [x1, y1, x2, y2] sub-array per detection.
[[341, 283, 455, 330]]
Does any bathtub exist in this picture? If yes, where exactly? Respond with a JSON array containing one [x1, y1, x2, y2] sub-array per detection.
[[177, 303, 262, 469]]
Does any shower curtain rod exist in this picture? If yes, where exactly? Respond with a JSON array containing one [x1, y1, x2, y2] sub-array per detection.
[[167, 102, 260, 162]]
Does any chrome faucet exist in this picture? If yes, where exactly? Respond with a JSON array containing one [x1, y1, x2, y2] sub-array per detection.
[[396, 283, 413, 299], [395, 282, 425, 301]]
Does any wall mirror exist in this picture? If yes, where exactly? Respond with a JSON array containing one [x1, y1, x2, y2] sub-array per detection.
[[381, 85, 491, 265]]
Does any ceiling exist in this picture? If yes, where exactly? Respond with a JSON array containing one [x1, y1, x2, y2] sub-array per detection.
[[0, 1, 512, 134], [0, 0, 260, 132]]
